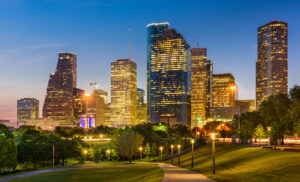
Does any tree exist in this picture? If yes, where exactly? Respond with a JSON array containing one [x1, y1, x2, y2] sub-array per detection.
[[260, 94, 291, 144], [17, 129, 50, 169], [117, 131, 143, 163], [48, 134, 80, 166], [143, 143, 151, 159], [253, 124, 266, 143], [0, 124, 17, 172], [151, 143, 158, 157]]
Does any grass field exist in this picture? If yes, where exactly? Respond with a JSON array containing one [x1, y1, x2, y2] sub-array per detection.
[[7, 165, 164, 182], [168, 143, 300, 182]]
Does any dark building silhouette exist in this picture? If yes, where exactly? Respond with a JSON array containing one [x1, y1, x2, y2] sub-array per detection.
[[256, 21, 288, 108], [43, 52, 77, 124]]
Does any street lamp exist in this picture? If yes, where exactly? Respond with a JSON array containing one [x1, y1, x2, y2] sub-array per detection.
[[84, 149, 88, 161], [107, 149, 111, 161], [267, 126, 271, 147], [191, 139, 195, 168], [139, 147, 143, 160], [170, 145, 174, 163], [196, 131, 200, 139], [230, 85, 240, 143], [85, 93, 90, 116], [177, 144, 181, 165], [159, 146, 163, 160], [211, 133, 216, 174]]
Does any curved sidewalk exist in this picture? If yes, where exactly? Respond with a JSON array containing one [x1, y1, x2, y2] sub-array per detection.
[[158, 163, 214, 182]]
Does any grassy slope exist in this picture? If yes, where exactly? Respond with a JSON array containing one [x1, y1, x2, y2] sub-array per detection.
[[7, 166, 164, 182], [167, 143, 300, 182]]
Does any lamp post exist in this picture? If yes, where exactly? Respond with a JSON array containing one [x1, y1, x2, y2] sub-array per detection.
[[85, 93, 90, 128], [139, 147, 143, 160], [107, 149, 111, 161], [211, 133, 216, 174], [84, 149, 88, 161], [170, 145, 174, 163], [267, 126, 271, 147], [177, 144, 181, 165], [159, 146, 163, 160], [196, 131, 200, 139], [85, 93, 90, 114], [230, 85, 240, 143], [191, 139, 195, 168]]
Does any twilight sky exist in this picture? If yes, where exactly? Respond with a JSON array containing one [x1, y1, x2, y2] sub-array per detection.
[[0, 0, 300, 121]]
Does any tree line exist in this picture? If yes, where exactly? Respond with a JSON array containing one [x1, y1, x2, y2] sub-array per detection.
[[233, 85, 300, 144]]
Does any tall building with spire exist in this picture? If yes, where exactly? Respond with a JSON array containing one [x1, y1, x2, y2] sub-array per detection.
[[256, 21, 288, 108], [149, 28, 191, 126], [191, 48, 213, 128], [110, 59, 137, 126], [43, 52, 77, 124], [147, 22, 170, 121]]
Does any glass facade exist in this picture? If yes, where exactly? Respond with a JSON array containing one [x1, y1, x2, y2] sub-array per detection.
[[17, 98, 39, 123], [43, 52, 77, 124], [147, 22, 170, 121], [110, 59, 137, 127], [190, 48, 213, 128], [149, 28, 191, 126], [256, 21, 288, 108]]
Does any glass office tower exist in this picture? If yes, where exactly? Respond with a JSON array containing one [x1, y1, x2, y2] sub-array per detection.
[[149, 28, 191, 126], [256, 21, 288, 108], [146, 22, 170, 121]]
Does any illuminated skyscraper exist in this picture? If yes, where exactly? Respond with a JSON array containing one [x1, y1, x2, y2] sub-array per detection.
[[210, 73, 238, 121], [93, 89, 109, 126], [17, 98, 39, 123], [212, 73, 236, 107], [256, 21, 288, 108], [73, 88, 87, 124], [110, 59, 137, 126], [43, 52, 77, 124], [149, 28, 191, 126], [191, 48, 213, 128], [147, 22, 170, 121]]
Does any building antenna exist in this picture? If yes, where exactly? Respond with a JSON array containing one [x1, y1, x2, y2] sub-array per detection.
[[128, 28, 132, 59], [196, 42, 199, 48]]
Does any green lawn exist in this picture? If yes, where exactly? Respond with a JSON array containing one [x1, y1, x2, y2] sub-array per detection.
[[7, 166, 164, 182], [167, 143, 300, 182]]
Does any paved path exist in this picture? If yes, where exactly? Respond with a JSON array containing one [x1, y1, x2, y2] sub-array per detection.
[[0, 167, 75, 182], [0, 164, 155, 182], [158, 163, 214, 182]]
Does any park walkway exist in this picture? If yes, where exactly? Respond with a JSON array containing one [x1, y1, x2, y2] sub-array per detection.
[[0, 164, 154, 182], [158, 163, 214, 182], [0, 167, 76, 182]]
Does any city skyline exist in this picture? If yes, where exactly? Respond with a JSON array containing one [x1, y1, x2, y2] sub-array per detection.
[[1, 0, 300, 121]]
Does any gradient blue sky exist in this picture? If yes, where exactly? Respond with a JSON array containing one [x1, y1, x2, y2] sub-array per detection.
[[1, 0, 300, 121]]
